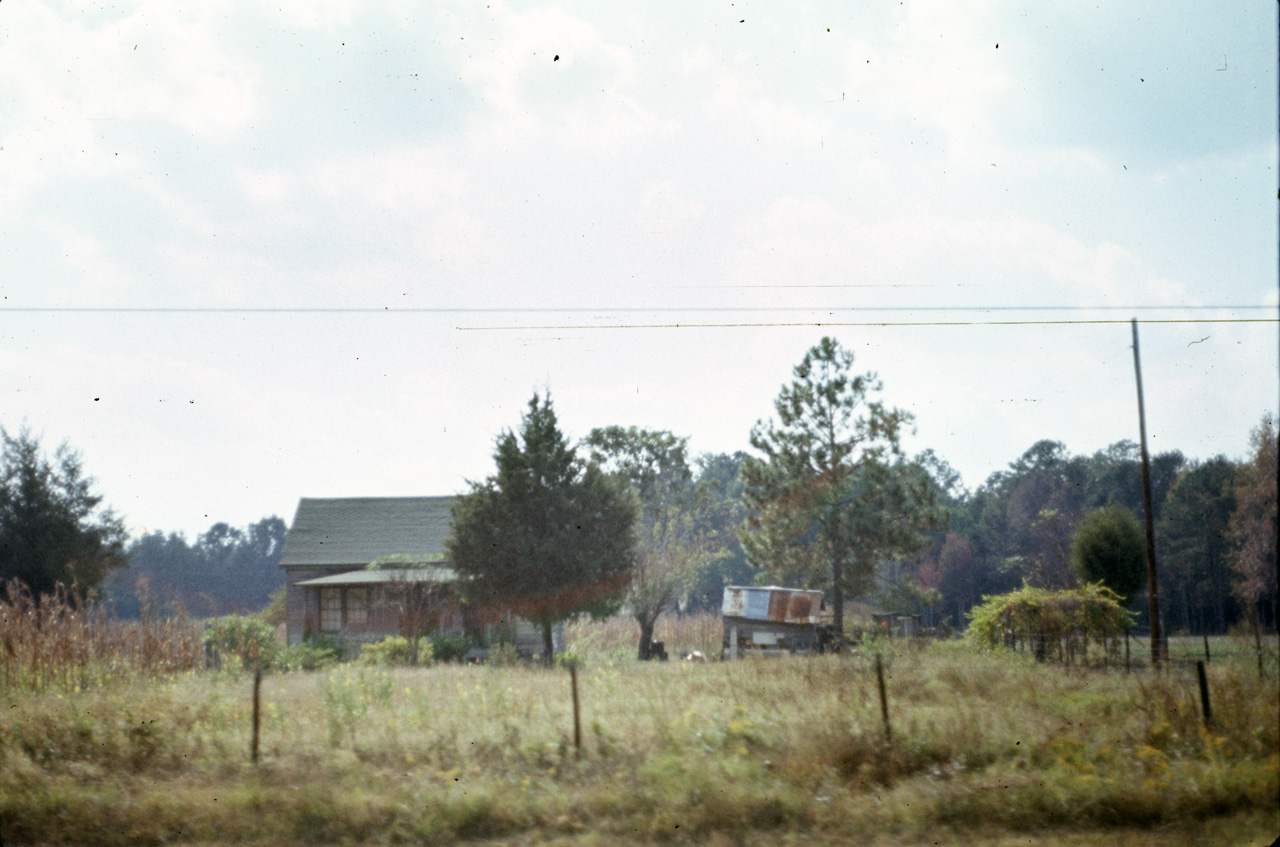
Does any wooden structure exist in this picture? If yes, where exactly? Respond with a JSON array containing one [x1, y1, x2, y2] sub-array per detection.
[[721, 585, 832, 658], [279, 496, 563, 657], [871, 613, 922, 638]]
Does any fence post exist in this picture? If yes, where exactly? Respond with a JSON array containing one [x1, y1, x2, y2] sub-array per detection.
[[1254, 616, 1265, 678], [875, 653, 891, 743], [569, 662, 582, 755], [251, 668, 262, 764], [1202, 634, 1211, 664], [1196, 661, 1212, 729]]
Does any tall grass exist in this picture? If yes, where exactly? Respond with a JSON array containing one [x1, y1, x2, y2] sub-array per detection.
[[567, 611, 724, 660], [1, 626, 1275, 845], [0, 579, 203, 692]]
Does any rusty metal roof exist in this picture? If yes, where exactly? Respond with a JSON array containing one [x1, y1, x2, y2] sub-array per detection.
[[722, 585, 826, 624]]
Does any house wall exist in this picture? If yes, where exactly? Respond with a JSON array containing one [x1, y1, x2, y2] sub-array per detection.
[[283, 565, 358, 644]]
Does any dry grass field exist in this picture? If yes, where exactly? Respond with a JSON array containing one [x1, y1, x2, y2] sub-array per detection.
[[0, 609, 1276, 845]]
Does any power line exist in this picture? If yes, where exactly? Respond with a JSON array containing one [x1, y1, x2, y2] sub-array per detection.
[[1, 305, 1273, 315], [457, 318, 1277, 331]]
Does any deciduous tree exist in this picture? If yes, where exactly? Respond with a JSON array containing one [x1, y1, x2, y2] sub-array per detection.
[[585, 426, 715, 660], [1229, 414, 1278, 627]]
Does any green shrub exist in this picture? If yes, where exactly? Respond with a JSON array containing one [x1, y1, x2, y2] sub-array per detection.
[[202, 615, 280, 671], [430, 634, 473, 663], [487, 642, 522, 666], [277, 641, 341, 671], [357, 636, 433, 666], [257, 586, 287, 627], [967, 583, 1134, 659], [555, 650, 583, 669]]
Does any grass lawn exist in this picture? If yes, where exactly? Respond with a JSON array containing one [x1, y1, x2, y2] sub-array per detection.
[[1, 621, 1276, 845]]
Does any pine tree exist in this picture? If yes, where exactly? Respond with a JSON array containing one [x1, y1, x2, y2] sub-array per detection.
[[448, 394, 637, 658], [741, 337, 943, 636]]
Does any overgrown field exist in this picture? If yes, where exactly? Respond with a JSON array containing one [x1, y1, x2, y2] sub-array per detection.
[[0, 616, 1277, 846]]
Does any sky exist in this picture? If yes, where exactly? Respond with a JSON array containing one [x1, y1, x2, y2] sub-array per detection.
[[1, 0, 1277, 541]]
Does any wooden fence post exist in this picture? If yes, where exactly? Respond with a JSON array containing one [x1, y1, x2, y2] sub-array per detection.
[[1254, 617, 1265, 678], [251, 668, 262, 764], [1202, 634, 1211, 664], [569, 662, 582, 755], [1196, 661, 1212, 729], [875, 653, 891, 743]]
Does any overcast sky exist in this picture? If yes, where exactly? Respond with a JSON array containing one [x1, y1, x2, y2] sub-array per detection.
[[2, 0, 1276, 541]]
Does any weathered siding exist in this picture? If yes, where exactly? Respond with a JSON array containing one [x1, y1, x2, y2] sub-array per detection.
[[284, 565, 358, 645]]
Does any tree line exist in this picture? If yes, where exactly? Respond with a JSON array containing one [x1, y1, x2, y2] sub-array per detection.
[[1, 336, 1275, 640]]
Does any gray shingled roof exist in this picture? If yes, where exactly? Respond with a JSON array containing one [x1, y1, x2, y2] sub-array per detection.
[[278, 497, 455, 567]]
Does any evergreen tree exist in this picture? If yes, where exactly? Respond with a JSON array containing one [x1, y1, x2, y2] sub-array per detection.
[[448, 394, 637, 658], [1071, 504, 1147, 603], [0, 428, 126, 596], [1158, 458, 1240, 632], [741, 337, 943, 635]]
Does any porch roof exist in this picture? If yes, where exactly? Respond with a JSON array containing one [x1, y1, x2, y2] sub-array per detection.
[[295, 567, 457, 587]]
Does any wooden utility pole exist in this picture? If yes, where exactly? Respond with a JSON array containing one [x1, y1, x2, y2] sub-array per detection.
[[1131, 319, 1163, 667]]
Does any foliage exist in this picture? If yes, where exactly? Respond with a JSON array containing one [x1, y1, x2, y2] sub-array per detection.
[[585, 426, 720, 659], [1158, 457, 1241, 632], [276, 639, 342, 671], [365, 554, 451, 665], [258, 585, 287, 627], [1228, 414, 1278, 620], [448, 393, 637, 659], [430, 633, 473, 663], [107, 516, 287, 618], [0, 427, 127, 596], [681, 452, 757, 612], [938, 439, 1186, 630], [1071, 504, 1147, 603], [201, 614, 280, 671], [741, 337, 943, 632], [357, 635, 432, 666], [967, 583, 1136, 656]]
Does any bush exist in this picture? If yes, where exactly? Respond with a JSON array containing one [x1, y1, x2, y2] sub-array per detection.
[[430, 634, 473, 663], [278, 640, 342, 671], [967, 583, 1134, 659], [202, 614, 280, 671], [358, 636, 432, 666], [257, 586, 287, 627]]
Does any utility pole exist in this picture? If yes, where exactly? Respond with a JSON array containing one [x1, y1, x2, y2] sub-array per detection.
[[1131, 319, 1163, 666]]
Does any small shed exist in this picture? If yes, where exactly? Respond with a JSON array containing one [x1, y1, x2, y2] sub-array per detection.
[[721, 585, 831, 658]]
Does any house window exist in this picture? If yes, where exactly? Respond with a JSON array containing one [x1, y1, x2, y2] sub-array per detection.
[[346, 587, 368, 626], [320, 587, 342, 632]]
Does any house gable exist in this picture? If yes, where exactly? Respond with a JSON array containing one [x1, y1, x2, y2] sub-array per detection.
[[280, 496, 456, 644]]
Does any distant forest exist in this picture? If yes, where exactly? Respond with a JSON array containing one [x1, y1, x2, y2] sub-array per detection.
[[104, 430, 1273, 635], [104, 517, 287, 618]]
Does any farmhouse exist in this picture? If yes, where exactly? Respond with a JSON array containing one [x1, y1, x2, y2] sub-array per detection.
[[279, 496, 563, 656]]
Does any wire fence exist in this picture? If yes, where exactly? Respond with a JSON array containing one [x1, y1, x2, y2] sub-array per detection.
[[995, 630, 1278, 676]]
